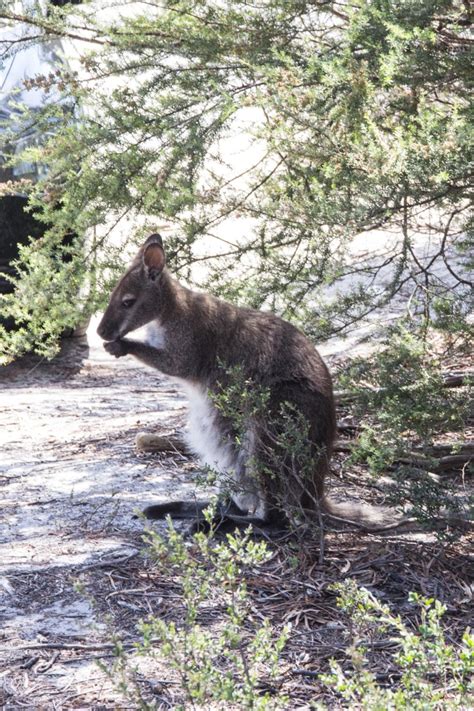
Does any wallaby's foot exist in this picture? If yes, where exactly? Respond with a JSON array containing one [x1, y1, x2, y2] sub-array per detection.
[[141, 499, 288, 536], [142, 499, 213, 521]]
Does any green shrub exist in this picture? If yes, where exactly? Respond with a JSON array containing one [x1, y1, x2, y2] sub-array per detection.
[[102, 511, 289, 709], [320, 579, 474, 710], [340, 323, 472, 533]]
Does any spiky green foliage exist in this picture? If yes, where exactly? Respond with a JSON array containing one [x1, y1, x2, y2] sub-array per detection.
[[100, 513, 290, 709], [321, 580, 474, 709], [0, 0, 472, 360], [340, 323, 472, 533]]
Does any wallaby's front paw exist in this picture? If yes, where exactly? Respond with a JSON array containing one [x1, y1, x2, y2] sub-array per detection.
[[104, 339, 129, 358]]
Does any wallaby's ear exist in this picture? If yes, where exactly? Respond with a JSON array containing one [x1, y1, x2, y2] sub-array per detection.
[[143, 234, 165, 281], [144, 233, 163, 248]]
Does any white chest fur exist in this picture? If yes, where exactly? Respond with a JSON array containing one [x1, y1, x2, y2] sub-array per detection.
[[144, 319, 167, 349], [129, 319, 167, 349], [177, 380, 236, 474]]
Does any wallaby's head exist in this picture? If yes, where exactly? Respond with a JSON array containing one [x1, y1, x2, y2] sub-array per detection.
[[97, 234, 167, 341]]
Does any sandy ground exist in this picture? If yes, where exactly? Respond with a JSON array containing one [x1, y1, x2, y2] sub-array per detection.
[[0, 323, 214, 707]]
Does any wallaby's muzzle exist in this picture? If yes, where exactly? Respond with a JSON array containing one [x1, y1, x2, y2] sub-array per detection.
[[96, 315, 120, 342]]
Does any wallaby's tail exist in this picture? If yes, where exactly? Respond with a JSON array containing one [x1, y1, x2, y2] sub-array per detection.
[[322, 496, 410, 531]]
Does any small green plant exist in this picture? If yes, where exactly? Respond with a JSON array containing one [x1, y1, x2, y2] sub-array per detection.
[[344, 326, 467, 468], [103, 509, 289, 709], [386, 466, 473, 538], [210, 362, 328, 536], [320, 579, 474, 710], [341, 323, 471, 534], [211, 362, 271, 447]]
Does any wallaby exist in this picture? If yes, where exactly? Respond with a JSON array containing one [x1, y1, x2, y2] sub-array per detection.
[[97, 233, 338, 530]]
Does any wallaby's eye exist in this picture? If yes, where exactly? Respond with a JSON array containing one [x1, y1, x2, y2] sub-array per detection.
[[121, 296, 136, 309]]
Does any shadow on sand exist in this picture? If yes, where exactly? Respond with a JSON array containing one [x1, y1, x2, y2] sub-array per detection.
[[0, 334, 90, 385]]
